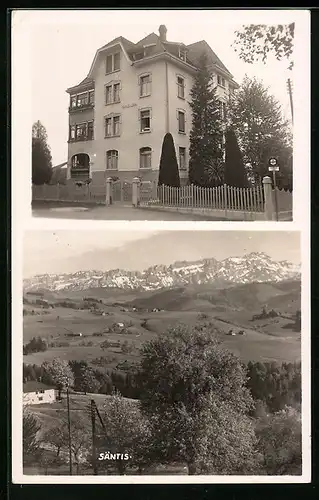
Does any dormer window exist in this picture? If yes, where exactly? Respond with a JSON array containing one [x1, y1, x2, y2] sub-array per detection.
[[106, 52, 121, 74], [134, 52, 144, 61], [178, 46, 187, 61], [143, 43, 156, 57]]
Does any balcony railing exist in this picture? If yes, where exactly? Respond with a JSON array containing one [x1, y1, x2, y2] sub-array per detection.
[[68, 134, 94, 143], [69, 102, 94, 113]]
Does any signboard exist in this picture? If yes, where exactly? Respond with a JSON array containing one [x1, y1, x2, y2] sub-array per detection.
[[268, 157, 279, 172]]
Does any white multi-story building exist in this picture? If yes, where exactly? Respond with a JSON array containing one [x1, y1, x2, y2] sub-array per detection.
[[66, 25, 238, 187]]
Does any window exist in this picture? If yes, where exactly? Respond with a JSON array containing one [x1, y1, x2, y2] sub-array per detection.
[[139, 74, 151, 97], [217, 75, 226, 87], [77, 93, 88, 107], [140, 147, 152, 169], [177, 76, 185, 99], [105, 82, 121, 104], [70, 125, 76, 140], [70, 121, 94, 141], [88, 90, 95, 104], [76, 123, 87, 139], [179, 147, 187, 170], [113, 115, 120, 135], [105, 114, 121, 137], [106, 52, 121, 74], [69, 91, 94, 110], [106, 150, 119, 170], [140, 109, 151, 132], [38, 396, 43, 401], [178, 47, 187, 61], [113, 83, 120, 102], [87, 121, 94, 140], [178, 110, 186, 133], [71, 154, 90, 179]]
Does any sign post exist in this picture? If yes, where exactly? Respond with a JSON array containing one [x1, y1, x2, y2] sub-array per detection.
[[268, 157, 279, 221]]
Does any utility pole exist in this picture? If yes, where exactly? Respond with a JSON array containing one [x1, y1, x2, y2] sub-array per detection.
[[90, 399, 107, 475], [287, 78, 294, 124], [66, 386, 73, 475], [91, 399, 98, 475]]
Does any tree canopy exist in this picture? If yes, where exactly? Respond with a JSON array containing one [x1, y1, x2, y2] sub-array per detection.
[[138, 324, 256, 474], [42, 357, 74, 399], [229, 76, 292, 187], [233, 24, 294, 70]]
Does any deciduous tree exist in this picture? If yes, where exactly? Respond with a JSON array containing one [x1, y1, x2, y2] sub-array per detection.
[[98, 391, 152, 474], [256, 406, 302, 474], [229, 76, 292, 187], [138, 324, 257, 475], [23, 409, 42, 465], [42, 358, 74, 399], [233, 24, 294, 70]]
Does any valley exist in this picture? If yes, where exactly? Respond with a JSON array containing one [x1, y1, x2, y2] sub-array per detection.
[[23, 278, 301, 366]]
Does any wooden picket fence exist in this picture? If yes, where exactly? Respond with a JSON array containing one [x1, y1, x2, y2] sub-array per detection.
[[142, 183, 265, 213]]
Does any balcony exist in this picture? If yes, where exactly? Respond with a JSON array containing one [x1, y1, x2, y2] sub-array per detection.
[[69, 102, 94, 113], [68, 134, 94, 143]]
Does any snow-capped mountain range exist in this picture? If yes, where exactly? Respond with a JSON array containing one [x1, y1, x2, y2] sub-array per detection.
[[23, 253, 301, 293]]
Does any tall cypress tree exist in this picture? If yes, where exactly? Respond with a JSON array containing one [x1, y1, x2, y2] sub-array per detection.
[[224, 127, 249, 187], [158, 133, 180, 187], [189, 52, 224, 187]]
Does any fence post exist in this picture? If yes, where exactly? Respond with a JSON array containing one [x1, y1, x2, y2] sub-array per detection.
[[224, 184, 227, 218], [263, 176, 275, 220], [106, 177, 113, 205], [132, 177, 141, 207]]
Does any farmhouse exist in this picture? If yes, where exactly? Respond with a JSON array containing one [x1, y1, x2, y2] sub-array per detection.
[[23, 381, 56, 406]]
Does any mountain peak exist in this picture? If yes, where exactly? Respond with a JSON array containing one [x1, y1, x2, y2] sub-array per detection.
[[24, 254, 300, 293]]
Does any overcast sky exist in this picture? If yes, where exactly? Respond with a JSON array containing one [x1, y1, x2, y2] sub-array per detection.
[[22, 8, 300, 166], [23, 230, 300, 278]]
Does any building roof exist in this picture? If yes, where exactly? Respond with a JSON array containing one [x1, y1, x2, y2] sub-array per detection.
[[66, 27, 236, 92], [186, 40, 232, 77], [23, 381, 55, 393]]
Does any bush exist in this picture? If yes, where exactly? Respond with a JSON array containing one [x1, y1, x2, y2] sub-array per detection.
[[23, 337, 48, 355], [158, 133, 180, 187], [255, 406, 302, 475]]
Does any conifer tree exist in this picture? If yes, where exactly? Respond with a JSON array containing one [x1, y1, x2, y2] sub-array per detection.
[[158, 133, 180, 187], [224, 127, 249, 187], [189, 52, 224, 187], [32, 120, 53, 185]]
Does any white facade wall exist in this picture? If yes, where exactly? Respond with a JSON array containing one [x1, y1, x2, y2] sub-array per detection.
[[23, 389, 56, 406], [67, 45, 233, 185]]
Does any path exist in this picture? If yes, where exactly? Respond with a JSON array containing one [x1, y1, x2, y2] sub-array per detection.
[[32, 202, 228, 221]]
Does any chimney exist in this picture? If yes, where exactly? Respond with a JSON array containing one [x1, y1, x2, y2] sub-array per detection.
[[159, 25, 167, 42]]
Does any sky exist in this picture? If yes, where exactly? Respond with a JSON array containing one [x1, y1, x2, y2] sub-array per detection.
[[24, 8, 299, 166], [23, 230, 301, 278]]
